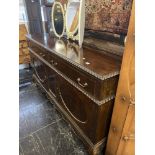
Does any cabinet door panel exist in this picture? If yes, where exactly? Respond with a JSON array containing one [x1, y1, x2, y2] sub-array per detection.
[[31, 53, 48, 90], [46, 66, 57, 98], [57, 76, 87, 123], [56, 75, 103, 144]]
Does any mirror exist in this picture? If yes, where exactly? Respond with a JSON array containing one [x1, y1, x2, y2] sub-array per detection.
[[51, 2, 65, 38], [66, 1, 80, 35], [66, 0, 85, 47], [51, 0, 85, 47]]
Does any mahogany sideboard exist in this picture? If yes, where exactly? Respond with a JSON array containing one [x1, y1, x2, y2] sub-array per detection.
[[26, 34, 122, 155]]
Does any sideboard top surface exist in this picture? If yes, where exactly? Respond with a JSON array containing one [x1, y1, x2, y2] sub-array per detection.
[[26, 34, 122, 80]]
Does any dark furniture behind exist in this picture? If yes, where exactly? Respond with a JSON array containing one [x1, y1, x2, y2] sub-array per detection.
[[24, 0, 43, 34], [27, 34, 122, 155]]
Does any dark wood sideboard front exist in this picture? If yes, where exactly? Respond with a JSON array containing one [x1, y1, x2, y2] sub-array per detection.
[[26, 34, 122, 155]]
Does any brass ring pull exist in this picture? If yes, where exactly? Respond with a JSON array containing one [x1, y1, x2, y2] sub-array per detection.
[[50, 60, 54, 63], [50, 60, 57, 66], [77, 78, 88, 88], [53, 62, 58, 66]]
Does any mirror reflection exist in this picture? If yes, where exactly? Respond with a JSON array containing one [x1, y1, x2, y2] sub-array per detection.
[[53, 39, 83, 63], [55, 40, 67, 56], [67, 43, 80, 63], [52, 2, 64, 37], [66, 0, 80, 34]]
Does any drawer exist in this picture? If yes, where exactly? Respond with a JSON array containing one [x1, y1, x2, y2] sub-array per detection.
[[29, 41, 48, 60], [47, 53, 96, 96]]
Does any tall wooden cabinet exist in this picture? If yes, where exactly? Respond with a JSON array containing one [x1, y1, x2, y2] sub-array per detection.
[[105, 1, 135, 155]]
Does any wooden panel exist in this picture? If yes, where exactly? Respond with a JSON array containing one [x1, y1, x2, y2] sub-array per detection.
[[105, 1, 135, 155], [116, 105, 135, 155], [46, 65, 58, 98], [31, 53, 48, 90]]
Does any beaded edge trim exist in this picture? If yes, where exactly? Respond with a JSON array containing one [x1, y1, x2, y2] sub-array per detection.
[[27, 36, 120, 80], [29, 48, 115, 106]]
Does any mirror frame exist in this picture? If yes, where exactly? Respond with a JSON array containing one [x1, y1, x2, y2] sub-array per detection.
[[66, 0, 85, 47], [65, 0, 79, 38], [51, 0, 85, 47], [51, 1, 65, 38], [78, 0, 85, 47]]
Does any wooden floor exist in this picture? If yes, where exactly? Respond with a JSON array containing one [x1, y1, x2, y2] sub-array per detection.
[[19, 74, 88, 155]]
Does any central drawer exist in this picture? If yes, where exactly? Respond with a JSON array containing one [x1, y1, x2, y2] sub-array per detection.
[[47, 53, 96, 97]]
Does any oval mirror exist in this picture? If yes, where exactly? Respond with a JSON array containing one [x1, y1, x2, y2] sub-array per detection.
[[66, 1, 80, 35], [51, 2, 65, 38], [66, 0, 85, 47]]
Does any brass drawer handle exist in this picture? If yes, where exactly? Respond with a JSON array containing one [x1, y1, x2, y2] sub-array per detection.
[[77, 78, 88, 88], [50, 60, 54, 63], [53, 62, 58, 66], [50, 60, 58, 66]]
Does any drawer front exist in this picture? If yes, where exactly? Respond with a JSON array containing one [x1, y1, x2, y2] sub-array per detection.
[[47, 53, 96, 97], [29, 41, 48, 60]]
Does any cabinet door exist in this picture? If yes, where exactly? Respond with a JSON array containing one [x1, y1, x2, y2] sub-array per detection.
[[56, 75, 102, 143], [46, 66, 57, 98], [56, 75, 114, 145], [32, 55, 48, 89], [57, 75, 88, 123]]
